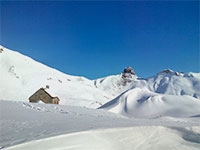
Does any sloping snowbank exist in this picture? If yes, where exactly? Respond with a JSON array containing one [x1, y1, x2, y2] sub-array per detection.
[[100, 88, 200, 118], [0, 46, 112, 108], [1, 100, 200, 149], [5, 126, 200, 150]]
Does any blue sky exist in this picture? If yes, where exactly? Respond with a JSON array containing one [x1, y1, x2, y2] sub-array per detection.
[[1, 1, 199, 79]]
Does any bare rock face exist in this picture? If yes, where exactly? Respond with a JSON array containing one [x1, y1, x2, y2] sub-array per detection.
[[121, 67, 136, 86], [0, 48, 4, 53], [123, 67, 135, 75], [159, 69, 183, 76], [160, 69, 174, 74]]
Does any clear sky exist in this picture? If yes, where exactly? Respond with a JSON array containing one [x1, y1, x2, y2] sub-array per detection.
[[1, 1, 199, 79]]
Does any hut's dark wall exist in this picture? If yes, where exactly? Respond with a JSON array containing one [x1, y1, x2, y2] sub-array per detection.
[[29, 89, 52, 103]]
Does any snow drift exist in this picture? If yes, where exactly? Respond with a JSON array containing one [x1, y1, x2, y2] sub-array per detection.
[[6, 126, 200, 150], [99, 70, 200, 118], [1, 100, 200, 149], [100, 88, 200, 118]]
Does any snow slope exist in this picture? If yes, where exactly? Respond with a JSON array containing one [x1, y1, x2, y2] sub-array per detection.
[[144, 70, 200, 98], [98, 69, 200, 118], [99, 70, 200, 118], [94, 69, 200, 100], [100, 88, 200, 118], [0, 46, 114, 108], [1, 100, 200, 149], [0, 45, 140, 108], [5, 126, 200, 150], [94, 73, 137, 98]]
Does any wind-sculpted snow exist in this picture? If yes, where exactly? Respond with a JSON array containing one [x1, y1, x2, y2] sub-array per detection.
[[100, 88, 200, 118], [1, 100, 200, 149], [5, 126, 200, 150], [98, 70, 200, 118]]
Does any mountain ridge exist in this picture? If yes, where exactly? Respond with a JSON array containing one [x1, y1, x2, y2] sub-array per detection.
[[0, 45, 200, 117]]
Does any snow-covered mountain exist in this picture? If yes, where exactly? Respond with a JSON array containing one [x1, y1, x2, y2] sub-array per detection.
[[100, 70, 200, 118], [0, 45, 116, 108], [0, 45, 200, 117], [0, 45, 137, 108]]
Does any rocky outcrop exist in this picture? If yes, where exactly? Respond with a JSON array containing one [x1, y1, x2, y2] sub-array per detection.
[[123, 67, 135, 75], [121, 67, 136, 86], [0, 48, 4, 53], [159, 69, 184, 76]]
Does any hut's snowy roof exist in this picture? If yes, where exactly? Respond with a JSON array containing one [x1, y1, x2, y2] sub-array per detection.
[[43, 88, 59, 98]]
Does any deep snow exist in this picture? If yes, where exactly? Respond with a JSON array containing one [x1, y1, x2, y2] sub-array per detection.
[[100, 87, 200, 118], [1, 100, 200, 150], [5, 126, 200, 150]]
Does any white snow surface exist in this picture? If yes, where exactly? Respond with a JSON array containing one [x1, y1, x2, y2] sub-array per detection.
[[5, 126, 200, 150], [1, 100, 200, 150], [100, 88, 200, 118]]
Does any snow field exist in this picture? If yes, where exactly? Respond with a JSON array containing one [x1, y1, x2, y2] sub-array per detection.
[[5, 126, 200, 150]]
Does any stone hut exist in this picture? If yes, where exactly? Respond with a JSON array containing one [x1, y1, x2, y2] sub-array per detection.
[[29, 88, 60, 104]]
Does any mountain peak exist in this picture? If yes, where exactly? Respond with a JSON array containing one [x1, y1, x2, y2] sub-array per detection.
[[123, 67, 135, 75]]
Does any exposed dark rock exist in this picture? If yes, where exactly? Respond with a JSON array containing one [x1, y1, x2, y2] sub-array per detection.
[[121, 67, 136, 86], [159, 69, 183, 76], [0, 48, 3, 53], [160, 69, 174, 74], [123, 67, 135, 75]]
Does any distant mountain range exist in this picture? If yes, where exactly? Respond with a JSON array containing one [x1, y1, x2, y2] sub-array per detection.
[[1, 45, 200, 118]]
